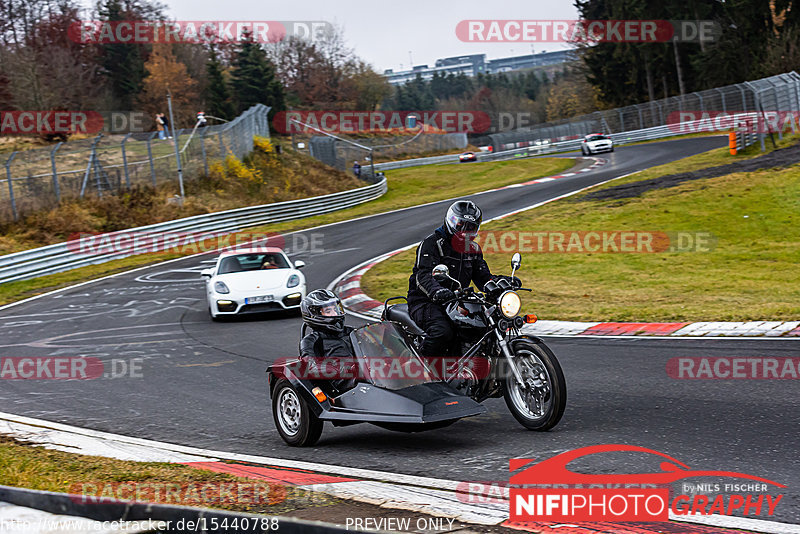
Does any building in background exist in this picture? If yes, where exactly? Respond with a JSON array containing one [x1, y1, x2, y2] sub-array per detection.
[[383, 50, 573, 85]]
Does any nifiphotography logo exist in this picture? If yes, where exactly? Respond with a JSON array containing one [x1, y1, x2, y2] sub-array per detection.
[[509, 444, 785, 522]]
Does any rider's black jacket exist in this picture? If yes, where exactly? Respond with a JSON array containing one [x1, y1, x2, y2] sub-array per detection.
[[300, 326, 355, 361], [407, 225, 493, 312], [300, 326, 356, 393]]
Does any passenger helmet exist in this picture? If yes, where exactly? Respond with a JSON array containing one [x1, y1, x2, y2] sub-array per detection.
[[444, 200, 482, 239], [301, 289, 346, 333]]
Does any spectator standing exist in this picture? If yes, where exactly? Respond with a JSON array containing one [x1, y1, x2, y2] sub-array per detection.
[[162, 113, 172, 139], [155, 113, 166, 140], [352, 160, 361, 179]]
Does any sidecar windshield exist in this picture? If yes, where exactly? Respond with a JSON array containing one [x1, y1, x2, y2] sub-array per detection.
[[350, 322, 438, 390]]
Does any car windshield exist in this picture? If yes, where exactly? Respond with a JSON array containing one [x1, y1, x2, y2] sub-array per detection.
[[350, 322, 438, 390], [587, 134, 609, 141], [217, 253, 289, 274]]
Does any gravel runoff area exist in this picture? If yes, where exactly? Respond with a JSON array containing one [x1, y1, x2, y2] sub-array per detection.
[[582, 140, 800, 201]]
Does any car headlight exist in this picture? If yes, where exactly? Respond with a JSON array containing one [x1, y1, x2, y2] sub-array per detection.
[[287, 274, 300, 288], [214, 281, 230, 294], [499, 290, 521, 318]]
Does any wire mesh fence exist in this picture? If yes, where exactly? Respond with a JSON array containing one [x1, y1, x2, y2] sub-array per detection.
[[0, 104, 271, 223], [304, 132, 468, 182], [488, 72, 800, 153]]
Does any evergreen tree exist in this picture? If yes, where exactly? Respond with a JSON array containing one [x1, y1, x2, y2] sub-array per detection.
[[0, 70, 13, 110], [205, 47, 235, 120], [97, 0, 147, 108], [231, 32, 285, 119]]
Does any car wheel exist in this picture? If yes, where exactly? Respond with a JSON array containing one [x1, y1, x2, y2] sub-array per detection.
[[580, 146, 586, 155], [272, 379, 324, 447], [610, 146, 614, 152]]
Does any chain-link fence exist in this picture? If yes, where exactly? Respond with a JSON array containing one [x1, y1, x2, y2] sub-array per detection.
[[306, 132, 468, 181], [488, 72, 800, 153], [0, 104, 271, 223]]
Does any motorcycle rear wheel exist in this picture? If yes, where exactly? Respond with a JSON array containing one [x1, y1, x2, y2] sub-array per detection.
[[503, 339, 566, 431]]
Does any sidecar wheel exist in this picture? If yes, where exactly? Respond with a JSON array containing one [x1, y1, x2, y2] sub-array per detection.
[[272, 379, 323, 446], [503, 340, 566, 431]]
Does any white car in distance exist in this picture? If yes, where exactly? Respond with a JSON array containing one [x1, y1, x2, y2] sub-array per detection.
[[580, 133, 614, 155], [201, 248, 306, 320]]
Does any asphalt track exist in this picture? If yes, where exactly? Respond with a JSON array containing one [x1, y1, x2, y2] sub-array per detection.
[[1, 136, 798, 523]]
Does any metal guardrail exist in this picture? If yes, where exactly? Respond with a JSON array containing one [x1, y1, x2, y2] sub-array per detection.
[[371, 119, 739, 170], [374, 153, 461, 170], [0, 177, 387, 285]]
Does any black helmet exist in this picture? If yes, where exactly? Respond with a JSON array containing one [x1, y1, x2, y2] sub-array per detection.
[[444, 200, 482, 238], [301, 289, 345, 333]]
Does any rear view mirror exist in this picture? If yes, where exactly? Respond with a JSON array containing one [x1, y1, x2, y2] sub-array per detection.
[[432, 264, 449, 279], [200, 268, 213, 279], [511, 253, 522, 270], [294, 260, 306, 269]]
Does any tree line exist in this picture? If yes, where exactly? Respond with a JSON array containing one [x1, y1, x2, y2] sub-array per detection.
[[575, 0, 800, 108], [4, 0, 796, 136], [0, 0, 392, 128]]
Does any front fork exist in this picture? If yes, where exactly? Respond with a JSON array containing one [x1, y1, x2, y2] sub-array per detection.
[[493, 323, 526, 388]]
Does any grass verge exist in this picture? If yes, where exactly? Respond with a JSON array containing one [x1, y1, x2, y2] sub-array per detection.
[[0, 436, 339, 515], [362, 140, 800, 321], [0, 156, 573, 307]]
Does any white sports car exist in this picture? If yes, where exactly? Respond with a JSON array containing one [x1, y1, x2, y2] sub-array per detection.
[[201, 248, 306, 320], [580, 133, 614, 155]]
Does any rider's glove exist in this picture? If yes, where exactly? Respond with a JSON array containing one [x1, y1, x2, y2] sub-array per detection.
[[432, 288, 455, 304]]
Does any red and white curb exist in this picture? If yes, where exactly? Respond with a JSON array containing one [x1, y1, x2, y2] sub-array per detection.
[[1, 412, 797, 533], [480, 157, 607, 192]]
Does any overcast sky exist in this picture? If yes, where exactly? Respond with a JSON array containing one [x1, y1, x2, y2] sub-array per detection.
[[136, 0, 581, 71]]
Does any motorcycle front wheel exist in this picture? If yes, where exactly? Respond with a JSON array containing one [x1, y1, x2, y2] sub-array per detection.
[[503, 339, 566, 431]]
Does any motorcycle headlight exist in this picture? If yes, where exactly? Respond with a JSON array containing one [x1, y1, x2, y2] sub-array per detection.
[[287, 274, 300, 288], [213, 281, 230, 294], [499, 290, 521, 318]]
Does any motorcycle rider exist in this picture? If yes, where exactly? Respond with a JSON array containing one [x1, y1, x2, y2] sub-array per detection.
[[407, 200, 501, 357], [299, 289, 357, 394]]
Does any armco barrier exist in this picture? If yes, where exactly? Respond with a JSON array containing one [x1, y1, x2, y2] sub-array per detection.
[[372, 119, 736, 171], [0, 177, 387, 285], [0, 485, 352, 534]]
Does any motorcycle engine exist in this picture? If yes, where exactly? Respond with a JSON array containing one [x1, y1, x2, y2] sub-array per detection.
[[447, 342, 485, 396]]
